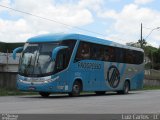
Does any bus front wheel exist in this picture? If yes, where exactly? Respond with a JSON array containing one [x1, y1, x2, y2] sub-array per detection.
[[39, 92, 50, 97], [117, 81, 130, 94], [69, 81, 82, 97]]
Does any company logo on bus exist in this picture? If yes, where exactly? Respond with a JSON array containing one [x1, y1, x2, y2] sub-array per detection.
[[107, 65, 120, 88], [78, 62, 101, 69]]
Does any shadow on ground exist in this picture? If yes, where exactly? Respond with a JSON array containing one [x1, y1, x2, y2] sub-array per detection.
[[19, 91, 140, 99]]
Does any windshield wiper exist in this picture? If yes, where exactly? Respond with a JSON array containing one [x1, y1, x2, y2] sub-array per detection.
[[36, 60, 42, 74], [36, 53, 42, 74], [24, 56, 33, 75]]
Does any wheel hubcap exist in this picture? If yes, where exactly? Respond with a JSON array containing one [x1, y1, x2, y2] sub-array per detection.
[[125, 83, 129, 93], [73, 85, 80, 93]]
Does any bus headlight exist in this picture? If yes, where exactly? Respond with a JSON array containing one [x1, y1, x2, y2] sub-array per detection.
[[44, 79, 53, 83], [43, 76, 59, 83], [19, 79, 23, 82], [44, 81, 49, 83], [17, 75, 59, 84]]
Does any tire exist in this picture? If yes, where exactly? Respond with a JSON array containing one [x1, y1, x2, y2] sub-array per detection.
[[95, 91, 106, 95], [69, 81, 82, 97], [39, 92, 50, 97], [117, 81, 130, 94]]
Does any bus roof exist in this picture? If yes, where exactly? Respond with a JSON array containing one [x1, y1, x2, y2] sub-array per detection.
[[27, 33, 143, 52]]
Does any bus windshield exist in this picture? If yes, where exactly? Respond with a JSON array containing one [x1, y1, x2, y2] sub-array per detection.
[[19, 40, 76, 77], [19, 42, 59, 77]]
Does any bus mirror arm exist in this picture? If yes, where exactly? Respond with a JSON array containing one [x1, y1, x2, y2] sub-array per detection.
[[51, 46, 68, 61], [12, 47, 23, 60]]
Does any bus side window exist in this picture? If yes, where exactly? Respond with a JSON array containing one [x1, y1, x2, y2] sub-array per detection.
[[90, 44, 107, 61], [103, 48, 110, 61], [116, 48, 124, 63], [61, 40, 76, 59], [91, 45, 98, 60], [75, 42, 91, 61], [108, 47, 116, 62], [132, 51, 144, 64], [91, 45, 100, 60], [125, 50, 133, 64]]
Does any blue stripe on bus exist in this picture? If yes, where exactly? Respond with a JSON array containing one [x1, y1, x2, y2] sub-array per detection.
[[116, 63, 120, 69], [120, 64, 126, 77]]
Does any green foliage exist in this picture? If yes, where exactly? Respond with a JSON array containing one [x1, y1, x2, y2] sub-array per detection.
[[0, 88, 37, 96], [150, 47, 160, 70], [126, 39, 147, 49], [126, 42, 140, 48], [138, 39, 147, 49], [153, 48, 160, 62], [143, 86, 160, 90], [145, 62, 152, 69], [144, 45, 157, 56], [153, 63, 160, 70]]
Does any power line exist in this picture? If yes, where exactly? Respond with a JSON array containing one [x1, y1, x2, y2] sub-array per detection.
[[0, 4, 129, 42], [0, 4, 106, 37], [143, 26, 160, 30], [142, 25, 160, 40], [145, 27, 160, 40]]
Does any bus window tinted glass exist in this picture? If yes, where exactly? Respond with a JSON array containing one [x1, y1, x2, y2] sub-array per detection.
[[124, 49, 144, 64], [76, 41, 91, 60], [75, 41, 144, 64]]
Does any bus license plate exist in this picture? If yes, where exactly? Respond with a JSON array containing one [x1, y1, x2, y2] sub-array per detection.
[[29, 86, 36, 90]]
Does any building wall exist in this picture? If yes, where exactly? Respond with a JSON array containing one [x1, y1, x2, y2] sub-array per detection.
[[0, 72, 17, 89], [0, 52, 20, 89], [144, 79, 160, 87], [0, 53, 20, 72]]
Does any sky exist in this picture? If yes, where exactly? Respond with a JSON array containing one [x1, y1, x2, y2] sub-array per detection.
[[0, 0, 160, 47]]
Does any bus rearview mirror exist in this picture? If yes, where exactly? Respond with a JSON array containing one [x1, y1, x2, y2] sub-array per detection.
[[51, 46, 68, 61], [12, 47, 23, 60]]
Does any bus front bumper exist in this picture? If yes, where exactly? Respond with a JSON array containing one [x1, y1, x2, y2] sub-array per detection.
[[17, 75, 70, 93]]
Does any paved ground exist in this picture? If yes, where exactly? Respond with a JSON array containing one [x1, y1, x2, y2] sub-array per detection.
[[0, 90, 160, 114]]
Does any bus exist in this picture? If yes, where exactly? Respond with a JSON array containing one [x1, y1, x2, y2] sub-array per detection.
[[13, 34, 144, 97]]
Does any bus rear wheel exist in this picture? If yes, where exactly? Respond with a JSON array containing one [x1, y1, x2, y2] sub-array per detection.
[[117, 81, 130, 94], [69, 81, 82, 97], [39, 92, 50, 97]]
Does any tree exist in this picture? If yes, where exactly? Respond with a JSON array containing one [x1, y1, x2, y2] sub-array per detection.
[[152, 47, 160, 69], [137, 39, 147, 49], [126, 39, 147, 49], [144, 46, 157, 57], [126, 42, 140, 48]]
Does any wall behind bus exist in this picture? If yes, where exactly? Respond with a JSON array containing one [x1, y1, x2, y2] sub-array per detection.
[[144, 79, 160, 87], [0, 53, 20, 72], [0, 72, 17, 89]]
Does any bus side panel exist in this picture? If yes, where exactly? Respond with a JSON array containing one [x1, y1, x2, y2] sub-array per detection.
[[130, 64, 144, 90], [70, 61, 91, 91], [103, 62, 144, 91], [103, 62, 127, 91], [121, 63, 144, 90], [71, 60, 106, 91]]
